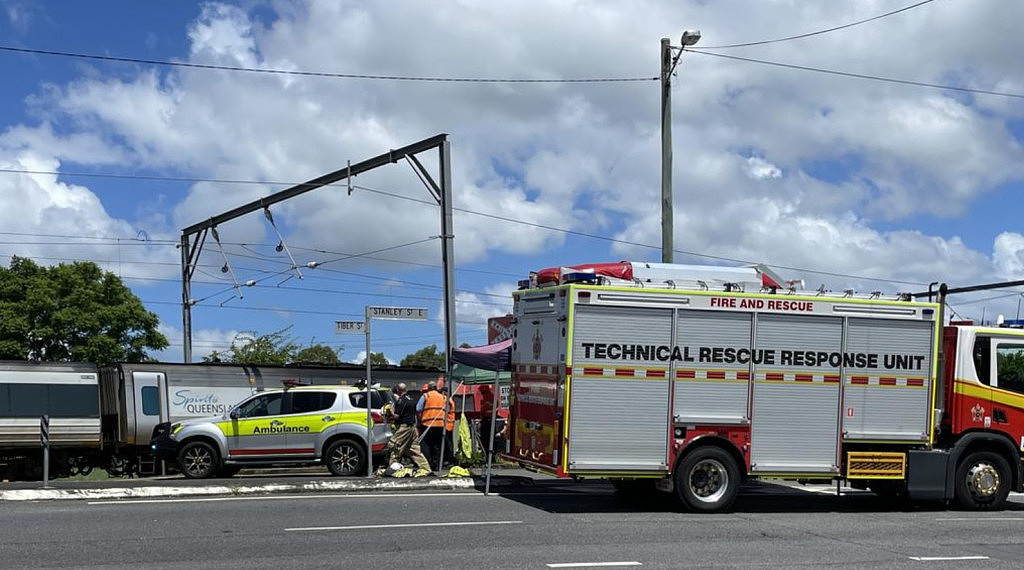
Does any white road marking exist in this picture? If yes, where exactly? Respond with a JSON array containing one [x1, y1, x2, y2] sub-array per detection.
[[88, 492, 483, 505], [86, 490, 580, 506], [908, 556, 989, 561], [936, 517, 1024, 521], [546, 563, 642, 568], [285, 520, 522, 532]]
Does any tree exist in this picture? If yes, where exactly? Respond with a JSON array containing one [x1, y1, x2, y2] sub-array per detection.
[[361, 351, 389, 367], [400, 344, 446, 369], [203, 328, 298, 365], [294, 343, 343, 365], [0, 256, 168, 365]]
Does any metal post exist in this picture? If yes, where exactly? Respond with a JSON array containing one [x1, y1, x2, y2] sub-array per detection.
[[438, 140, 456, 473], [365, 313, 373, 478], [181, 234, 192, 363], [484, 371, 501, 496], [40, 414, 49, 488], [660, 37, 674, 264]]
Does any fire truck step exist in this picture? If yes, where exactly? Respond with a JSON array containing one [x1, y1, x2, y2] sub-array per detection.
[[846, 452, 906, 479]]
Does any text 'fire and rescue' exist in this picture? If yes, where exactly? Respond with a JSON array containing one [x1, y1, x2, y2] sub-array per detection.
[[710, 297, 813, 311], [580, 343, 926, 370]]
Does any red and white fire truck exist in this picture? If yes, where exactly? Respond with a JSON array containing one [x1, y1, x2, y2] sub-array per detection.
[[504, 261, 1024, 512]]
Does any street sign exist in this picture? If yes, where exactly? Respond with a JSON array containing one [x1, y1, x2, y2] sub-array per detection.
[[40, 414, 50, 488], [366, 306, 428, 321], [40, 414, 49, 447], [335, 320, 366, 334]]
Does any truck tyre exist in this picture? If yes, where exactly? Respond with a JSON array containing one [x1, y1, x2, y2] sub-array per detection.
[[325, 439, 366, 477], [675, 446, 740, 513], [954, 451, 1011, 510], [178, 440, 219, 479]]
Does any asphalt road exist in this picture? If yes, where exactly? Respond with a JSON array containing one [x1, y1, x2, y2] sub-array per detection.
[[5, 482, 1024, 569]]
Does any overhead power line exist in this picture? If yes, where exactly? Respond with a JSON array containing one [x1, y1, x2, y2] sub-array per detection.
[[0, 45, 656, 84], [0, 170, 930, 287], [684, 48, 1024, 100], [697, 0, 938, 49]]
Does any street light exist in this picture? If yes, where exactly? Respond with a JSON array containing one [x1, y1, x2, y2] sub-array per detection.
[[660, 30, 701, 264]]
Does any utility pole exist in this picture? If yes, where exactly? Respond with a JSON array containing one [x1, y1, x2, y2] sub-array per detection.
[[660, 31, 701, 265], [660, 37, 673, 264]]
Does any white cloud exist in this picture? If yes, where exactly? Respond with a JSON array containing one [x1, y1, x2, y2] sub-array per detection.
[[155, 324, 240, 362], [745, 157, 781, 180], [2, 0, 1023, 314]]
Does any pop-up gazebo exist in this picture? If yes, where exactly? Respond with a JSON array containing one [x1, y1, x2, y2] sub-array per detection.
[[450, 338, 511, 494]]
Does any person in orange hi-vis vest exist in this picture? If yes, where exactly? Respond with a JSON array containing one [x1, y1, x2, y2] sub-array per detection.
[[417, 381, 447, 468]]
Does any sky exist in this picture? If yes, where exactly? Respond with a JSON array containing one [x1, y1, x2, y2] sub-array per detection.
[[1, 0, 1023, 364]]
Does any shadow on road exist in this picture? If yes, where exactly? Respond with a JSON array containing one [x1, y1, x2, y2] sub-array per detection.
[[488, 480, 1024, 515]]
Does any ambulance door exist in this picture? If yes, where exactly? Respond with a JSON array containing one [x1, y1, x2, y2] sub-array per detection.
[[220, 392, 286, 459], [751, 314, 842, 475], [567, 304, 672, 472], [283, 390, 337, 458]]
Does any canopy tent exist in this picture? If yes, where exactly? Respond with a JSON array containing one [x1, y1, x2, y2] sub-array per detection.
[[450, 338, 512, 371], [449, 338, 512, 495]]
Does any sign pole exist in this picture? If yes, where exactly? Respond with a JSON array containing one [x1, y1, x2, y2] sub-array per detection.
[[40, 414, 50, 488], [364, 310, 373, 478], [484, 372, 500, 496], [344, 306, 429, 477]]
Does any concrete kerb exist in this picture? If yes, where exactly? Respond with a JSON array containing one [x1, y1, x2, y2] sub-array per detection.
[[0, 475, 535, 502]]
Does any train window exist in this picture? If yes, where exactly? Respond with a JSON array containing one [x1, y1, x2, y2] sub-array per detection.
[[289, 391, 337, 414], [235, 393, 283, 418], [141, 386, 160, 416], [0, 384, 99, 418], [995, 343, 1024, 396]]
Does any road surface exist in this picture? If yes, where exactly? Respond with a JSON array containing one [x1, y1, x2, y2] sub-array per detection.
[[4, 481, 1024, 569]]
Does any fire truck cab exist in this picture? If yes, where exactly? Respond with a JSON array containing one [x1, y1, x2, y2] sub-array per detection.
[[504, 261, 1024, 512]]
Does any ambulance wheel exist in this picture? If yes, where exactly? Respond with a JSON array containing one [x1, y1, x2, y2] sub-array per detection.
[[954, 451, 1011, 510], [326, 438, 366, 477], [675, 446, 740, 513], [178, 440, 219, 479]]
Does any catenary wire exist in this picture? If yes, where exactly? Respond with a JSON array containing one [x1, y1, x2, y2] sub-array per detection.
[[683, 48, 1024, 100], [0, 45, 656, 83], [0, 171, 931, 286], [696, 0, 938, 49]]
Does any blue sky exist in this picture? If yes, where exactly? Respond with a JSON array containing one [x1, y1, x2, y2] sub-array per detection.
[[2, 0, 1024, 363]]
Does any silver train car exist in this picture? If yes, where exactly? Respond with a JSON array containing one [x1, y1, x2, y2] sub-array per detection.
[[1, 360, 444, 479], [0, 361, 102, 478]]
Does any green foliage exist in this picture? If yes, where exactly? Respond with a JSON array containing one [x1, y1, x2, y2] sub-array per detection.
[[205, 328, 298, 365], [203, 329, 343, 366], [294, 343, 343, 365], [361, 351, 389, 367], [0, 256, 168, 365], [400, 343, 446, 369]]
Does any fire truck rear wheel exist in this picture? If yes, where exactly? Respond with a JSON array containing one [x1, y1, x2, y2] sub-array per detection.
[[954, 451, 1011, 510], [675, 446, 740, 513]]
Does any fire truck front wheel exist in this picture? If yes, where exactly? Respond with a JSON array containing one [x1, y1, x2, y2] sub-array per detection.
[[954, 451, 1011, 510], [675, 446, 740, 513]]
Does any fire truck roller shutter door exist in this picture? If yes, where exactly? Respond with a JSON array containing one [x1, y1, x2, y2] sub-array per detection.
[[842, 318, 934, 442], [674, 309, 752, 424], [751, 314, 843, 474], [569, 305, 672, 471]]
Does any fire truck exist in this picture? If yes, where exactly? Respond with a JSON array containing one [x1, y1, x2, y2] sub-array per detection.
[[504, 261, 1024, 512]]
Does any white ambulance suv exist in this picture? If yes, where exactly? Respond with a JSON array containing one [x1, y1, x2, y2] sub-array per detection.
[[152, 385, 391, 478]]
